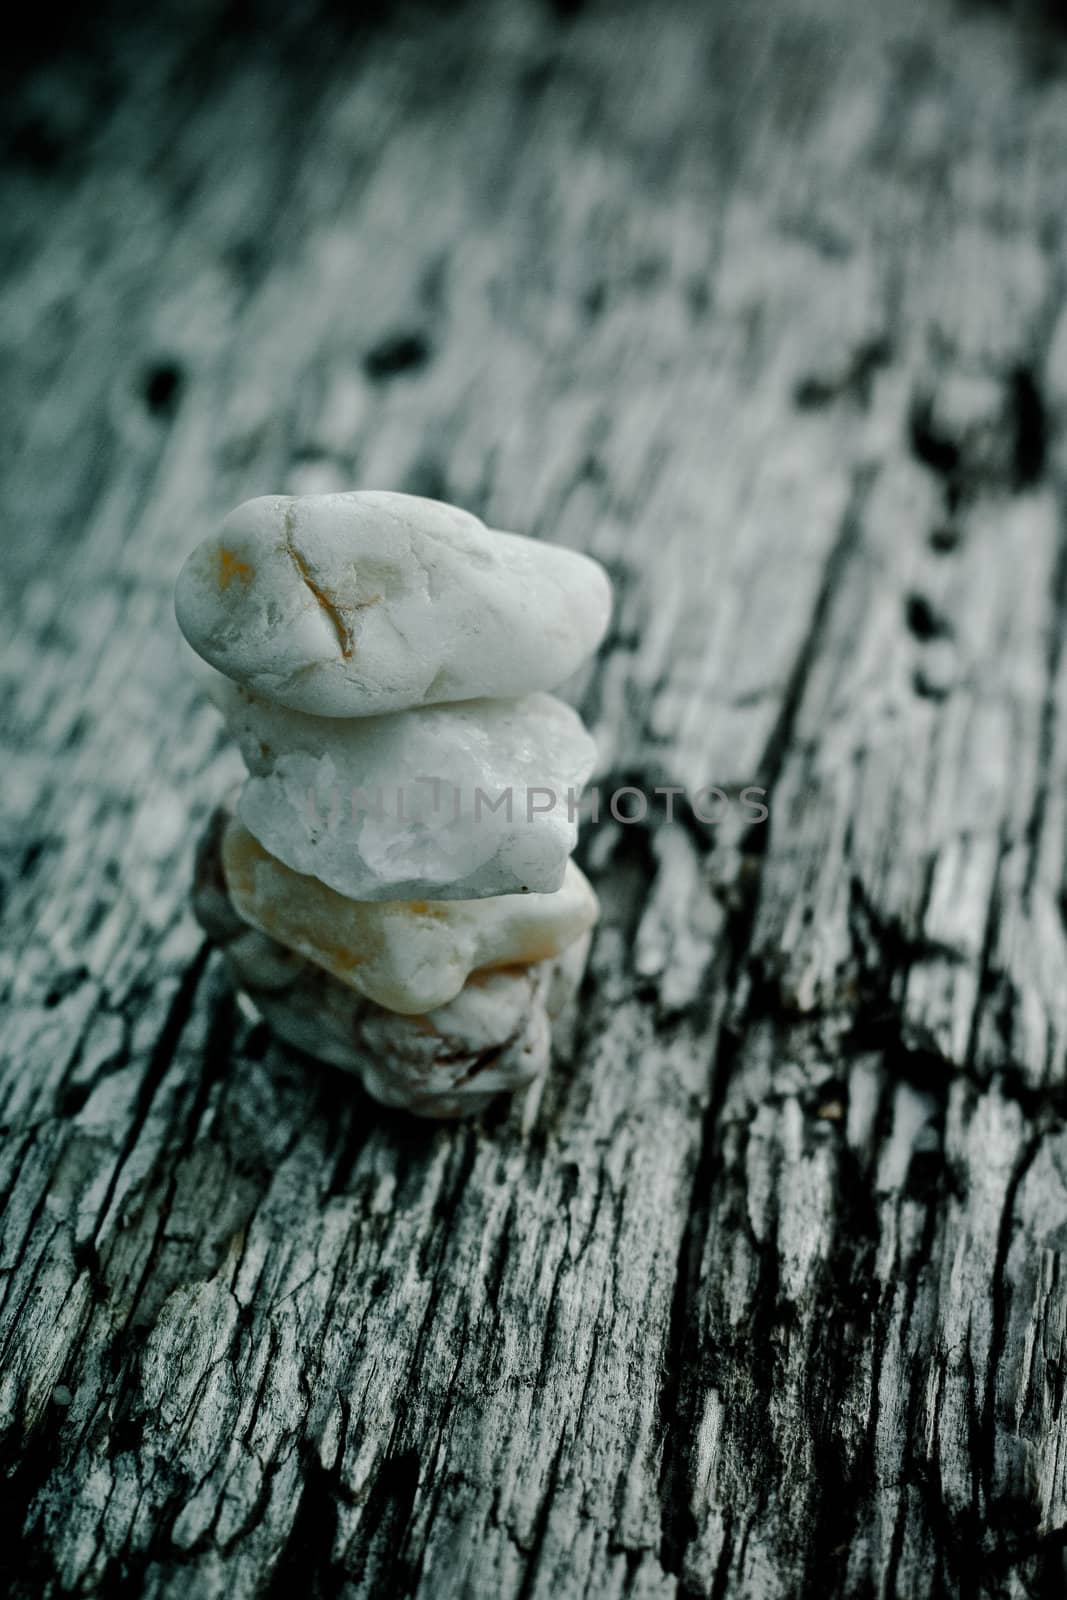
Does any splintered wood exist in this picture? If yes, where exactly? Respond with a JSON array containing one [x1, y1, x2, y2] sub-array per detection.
[[3, 1, 1067, 1595]]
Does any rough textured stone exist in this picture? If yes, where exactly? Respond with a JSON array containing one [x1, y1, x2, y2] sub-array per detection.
[[221, 814, 599, 1014], [194, 809, 590, 1117], [175, 491, 612, 716], [211, 675, 598, 900], [229, 930, 589, 1119]]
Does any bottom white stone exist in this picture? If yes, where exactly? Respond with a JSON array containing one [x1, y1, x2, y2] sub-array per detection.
[[192, 808, 590, 1118]]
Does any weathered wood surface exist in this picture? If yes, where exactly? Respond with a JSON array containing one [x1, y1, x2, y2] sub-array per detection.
[[4, 0, 1067, 1594]]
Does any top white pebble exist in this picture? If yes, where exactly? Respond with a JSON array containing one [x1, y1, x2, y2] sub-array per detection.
[[174, 491, 613, 717]]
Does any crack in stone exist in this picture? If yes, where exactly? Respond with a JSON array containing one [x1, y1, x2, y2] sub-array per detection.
[[284, 506, 354, 661]]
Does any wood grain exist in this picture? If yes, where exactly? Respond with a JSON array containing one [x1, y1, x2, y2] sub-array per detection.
[[3, 0, 1067, 1594]]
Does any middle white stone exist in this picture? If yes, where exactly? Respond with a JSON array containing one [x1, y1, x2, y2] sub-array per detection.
[[210, 674, 598, 900]]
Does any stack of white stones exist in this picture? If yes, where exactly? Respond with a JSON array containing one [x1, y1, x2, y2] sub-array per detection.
[[176, 492, 612, 1117]]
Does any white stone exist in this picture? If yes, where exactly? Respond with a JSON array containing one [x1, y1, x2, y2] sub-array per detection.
[[175, 492, 612, 718], [227, 932, 590, 1118], [192, 806, 591, 1115], [210, 676, 597, 899], [221, 816, 599, 1014]]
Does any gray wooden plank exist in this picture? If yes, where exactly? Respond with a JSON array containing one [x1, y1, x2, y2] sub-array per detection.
[[3, 1, 1067, 1595]]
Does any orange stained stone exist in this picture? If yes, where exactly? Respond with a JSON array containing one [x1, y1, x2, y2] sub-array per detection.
[[317, 941, 366, 971], [216, 546, 255, 589], [466, 961, 533, 986]]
